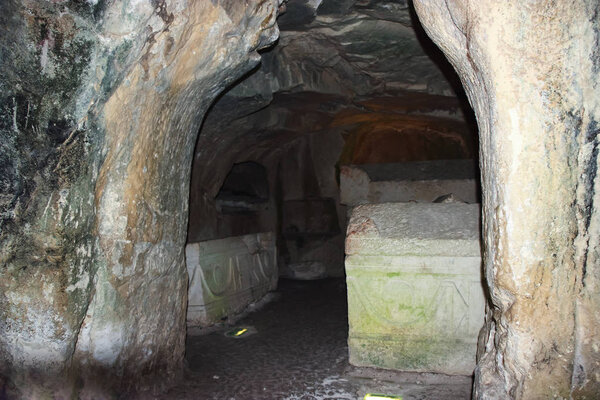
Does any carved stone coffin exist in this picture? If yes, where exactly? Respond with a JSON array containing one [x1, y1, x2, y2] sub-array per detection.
[[186, 232, 278, 327], [345, 203, 485, 375], [340, 160, 479, 206]]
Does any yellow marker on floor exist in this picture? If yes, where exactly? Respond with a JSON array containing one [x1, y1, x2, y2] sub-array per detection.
[[225, 327, 253, 338], [364, 394, 403, 400], [234, 328, 248, 337]]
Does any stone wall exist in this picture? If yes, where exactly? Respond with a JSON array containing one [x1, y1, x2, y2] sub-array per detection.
[[414, 1, 600, 398], [2, 0, 596, 398], [0, 0, 281, 397]]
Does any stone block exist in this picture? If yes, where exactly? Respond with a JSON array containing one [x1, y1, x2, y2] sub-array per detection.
[[340, 160, 479, 206], [345, 203, 485, 375], [186, 232, 278, 327]]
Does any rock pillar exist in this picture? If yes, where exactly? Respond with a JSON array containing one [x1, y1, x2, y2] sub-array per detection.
[[413, 1, 600, 398], [0, 0, 280, 397]]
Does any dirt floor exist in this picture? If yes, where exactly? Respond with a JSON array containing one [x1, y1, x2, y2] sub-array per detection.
[[165, 278, 472, 400]]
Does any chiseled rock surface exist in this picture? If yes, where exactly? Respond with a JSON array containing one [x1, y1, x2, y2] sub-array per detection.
[[186, 232, 278, 328], [0, 0, 281, 397], [345, 203, 484, 375], [414, 1, 600, 398], [253, 0, 458, 96]]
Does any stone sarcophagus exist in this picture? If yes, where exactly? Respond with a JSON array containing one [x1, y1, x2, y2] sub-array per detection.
[[340, 160, 479, 206], [345, 203, 485, 375], [186, 232, 277, 327]]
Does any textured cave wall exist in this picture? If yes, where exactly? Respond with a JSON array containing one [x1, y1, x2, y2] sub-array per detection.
[[276, 133, 346, 278], [0, 0, 280, 397], [187, 96, 349, 276], [187, 93, 283, 243], [187, 0, 478, 278], [187, 91, 350, 243], [414, 1, 600, 398]]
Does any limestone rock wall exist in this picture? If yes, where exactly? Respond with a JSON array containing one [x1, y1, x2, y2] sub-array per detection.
[[0, 0, 281, 397], [413, 1, 600, 398]]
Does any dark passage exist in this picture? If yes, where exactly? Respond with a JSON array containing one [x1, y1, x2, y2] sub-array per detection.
[[167, 279, 472, 399]]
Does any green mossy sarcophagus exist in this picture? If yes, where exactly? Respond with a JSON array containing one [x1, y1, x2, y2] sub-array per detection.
[[345, 203, 485, 375]]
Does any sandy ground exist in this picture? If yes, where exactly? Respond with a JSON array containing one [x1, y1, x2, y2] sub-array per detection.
[[164, 278, 472, 400]]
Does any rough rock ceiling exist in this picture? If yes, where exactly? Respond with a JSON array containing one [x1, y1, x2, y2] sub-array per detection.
[[269, 0, 459, 95]]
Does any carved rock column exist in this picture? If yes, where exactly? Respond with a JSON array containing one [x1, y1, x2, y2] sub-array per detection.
[[0, 0, 280, 397], [413, 1, 600, 398]]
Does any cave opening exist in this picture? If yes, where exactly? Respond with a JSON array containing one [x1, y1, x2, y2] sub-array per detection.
[[181, 1, 483, 398]]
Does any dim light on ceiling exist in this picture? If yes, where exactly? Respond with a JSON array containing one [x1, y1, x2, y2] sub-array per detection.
[[364, 394, 403, 400]]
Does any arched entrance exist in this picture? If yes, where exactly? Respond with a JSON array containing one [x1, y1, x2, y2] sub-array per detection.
[[181, 1, 484, 398]]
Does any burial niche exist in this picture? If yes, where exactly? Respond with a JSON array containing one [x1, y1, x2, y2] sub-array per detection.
[[216, 161, 270, 214]]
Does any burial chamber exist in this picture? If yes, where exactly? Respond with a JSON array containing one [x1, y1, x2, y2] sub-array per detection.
[[0, 1, 599, 399]]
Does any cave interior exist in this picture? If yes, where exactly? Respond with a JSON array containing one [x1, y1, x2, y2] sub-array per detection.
[[182, 1, 481, 398], [1, 0, 598, 399]]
